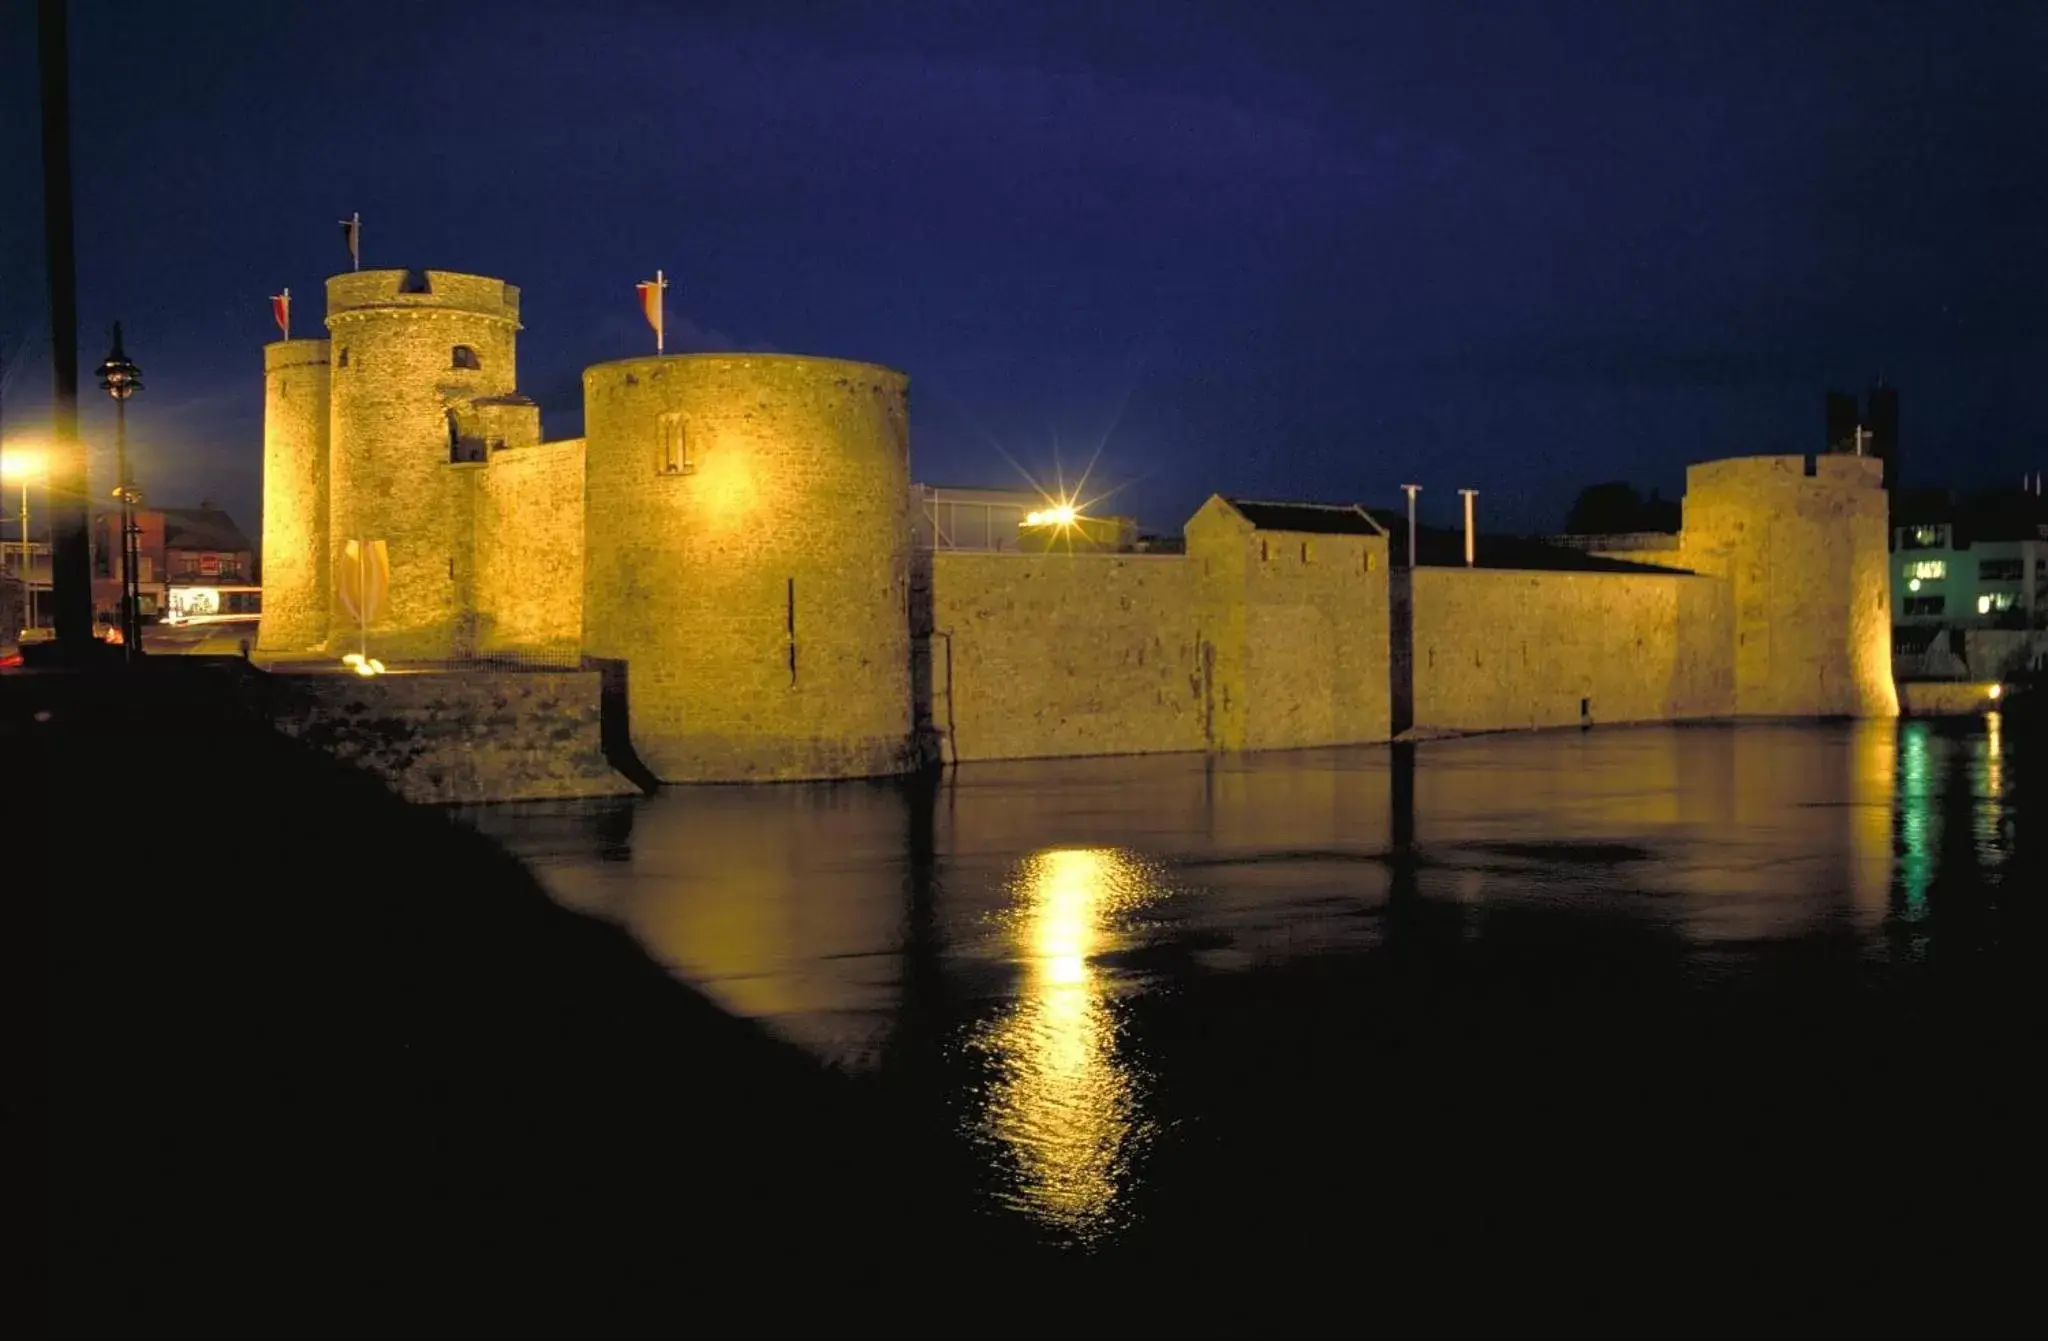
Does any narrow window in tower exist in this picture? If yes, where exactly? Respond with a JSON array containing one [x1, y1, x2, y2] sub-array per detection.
[[787, 577, 798, 686], [451, 345, 480, 371], [337, 347, 349, 368], [657, 412, 692, 475], [1300, 541, 1312, 564]]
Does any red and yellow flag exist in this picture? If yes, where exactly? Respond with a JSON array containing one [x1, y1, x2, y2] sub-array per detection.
[[271, 288, 290, 339]]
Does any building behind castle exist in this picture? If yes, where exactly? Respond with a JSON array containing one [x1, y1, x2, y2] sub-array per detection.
[[258, 268, 1898, 785]]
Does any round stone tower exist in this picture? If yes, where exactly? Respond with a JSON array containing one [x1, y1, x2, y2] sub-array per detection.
[[255, 337, 331, 655], [582, 354, 915, 781], [326, 269, 522, 659], [1678, 454, 1898, 719]]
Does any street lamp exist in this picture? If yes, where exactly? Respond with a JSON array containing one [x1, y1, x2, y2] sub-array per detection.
[[95, 324, 143, 659], [1, 448, 47, 609]]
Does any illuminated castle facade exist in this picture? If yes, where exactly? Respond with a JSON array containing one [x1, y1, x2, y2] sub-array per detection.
[[259, 269, 915, 781], [259, 268, 1895, 786]]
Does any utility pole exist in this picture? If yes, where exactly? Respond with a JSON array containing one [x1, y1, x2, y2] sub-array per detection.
[[1401, 484, 1421, 569], [1459, 489, 1479, 567], [39, 0, 92, 648]]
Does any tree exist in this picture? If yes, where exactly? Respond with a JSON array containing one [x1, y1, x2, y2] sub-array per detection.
[[1565, 482, 1643, 535], [1563, 481, 1681, 535]]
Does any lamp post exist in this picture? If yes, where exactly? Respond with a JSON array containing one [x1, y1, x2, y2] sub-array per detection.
[[95, 324, 143, 659], [2, 449, 46, 606], [1400, 484, 1421, 569]]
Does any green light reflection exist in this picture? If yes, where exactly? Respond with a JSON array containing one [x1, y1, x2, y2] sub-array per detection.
[[1896, 720, 1935, 919]]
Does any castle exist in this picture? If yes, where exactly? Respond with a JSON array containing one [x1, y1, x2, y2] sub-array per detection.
[[258, 268, 1897, 788]]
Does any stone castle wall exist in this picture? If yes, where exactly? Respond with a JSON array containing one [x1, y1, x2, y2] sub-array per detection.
[[1186, 500, 1393, 751], [925, 505, 1393, 766], [474, 438, 585, 656], [256, 339, 331, 654], [264, 669, 635, 804], [256, 266, 1896, 795], [928, 552, 1207, 762], [582, 355, 915, 782], [1409, 567, 1735, 732]]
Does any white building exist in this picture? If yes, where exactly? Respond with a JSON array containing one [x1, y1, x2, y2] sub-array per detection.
[[1891, 512, 2048, 681]]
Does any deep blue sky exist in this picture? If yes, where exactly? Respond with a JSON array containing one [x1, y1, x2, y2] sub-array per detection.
[[2, 0, 2043, 537]]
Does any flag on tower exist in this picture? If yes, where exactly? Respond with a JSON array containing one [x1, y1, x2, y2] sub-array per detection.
[[340, 212, 361, 270], [271, 288, 291, 339], [637, 270, 667, 354]]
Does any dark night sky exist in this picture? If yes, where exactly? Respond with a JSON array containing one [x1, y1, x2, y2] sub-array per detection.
[[2, 0, 2043, 539]]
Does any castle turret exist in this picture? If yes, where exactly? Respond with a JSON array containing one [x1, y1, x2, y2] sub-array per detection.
[[581, 354, 915, 781], [255, 337, 332, 654], [325, 269, 522, 659], [1677, 454, 1898, 718]]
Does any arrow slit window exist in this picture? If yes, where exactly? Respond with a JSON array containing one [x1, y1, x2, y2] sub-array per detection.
[[658, 412, 692, 476]]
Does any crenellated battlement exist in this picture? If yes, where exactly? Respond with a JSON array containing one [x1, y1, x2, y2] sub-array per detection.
[[1684, 452, 1885, 496], [325, 269, 522, 328], [264, 338, 331, 372]]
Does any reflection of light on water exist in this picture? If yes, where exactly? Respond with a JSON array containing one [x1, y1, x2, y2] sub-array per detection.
[[1897, 721, 1936, 919], [1985, 711, 2002, 798], [1975, 711, 2007, 870], [980, 848, 1157, 1236], [1848, 722, 1895, 927]]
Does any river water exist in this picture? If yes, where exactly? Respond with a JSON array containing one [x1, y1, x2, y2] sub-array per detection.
[[459, 716, 2036, 1261]]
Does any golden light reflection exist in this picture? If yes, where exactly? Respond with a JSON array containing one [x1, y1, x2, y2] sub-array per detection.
[[1976, 711, 2007, 870], [979, 847, 1157, 1235], [1986, 710, 2003, 799], [1847, 720, 1895, 930]]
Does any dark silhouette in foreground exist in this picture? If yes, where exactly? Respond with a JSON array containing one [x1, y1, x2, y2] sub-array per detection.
[[7, 663, 1034, 1324], [11, 666, 2043, 1315]]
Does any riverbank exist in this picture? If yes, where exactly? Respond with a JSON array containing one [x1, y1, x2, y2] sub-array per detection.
[[5, 664, 1038, 1324]]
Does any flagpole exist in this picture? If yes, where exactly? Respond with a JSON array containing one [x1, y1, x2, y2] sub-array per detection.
[[656, 269, 665, 355]]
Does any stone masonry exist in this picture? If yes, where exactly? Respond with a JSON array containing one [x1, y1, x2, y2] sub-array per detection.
[[257, 263, 1896, 789]]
